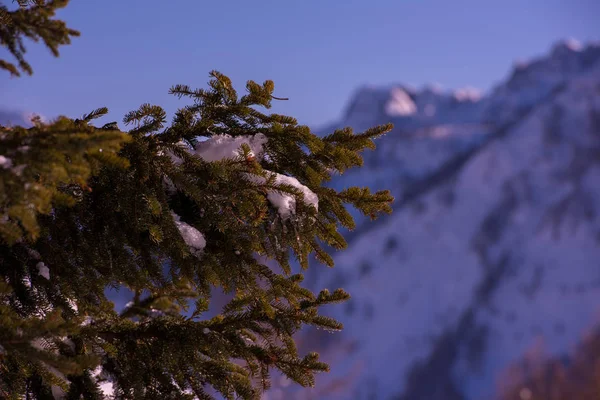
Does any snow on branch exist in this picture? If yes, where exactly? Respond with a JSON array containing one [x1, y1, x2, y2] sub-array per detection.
[[245, 172, 318, 219], [0, 155, 12, 169], [91, 366, 115, 398], [171, 212, 206, 255], [193, 133, 318, 218], [166, 132, 319, 220], [36, 262, 50, 280], [193, 133, 268, 162]]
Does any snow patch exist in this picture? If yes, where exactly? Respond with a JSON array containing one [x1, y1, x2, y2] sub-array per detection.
[[385, 88, 417, 116], [194, 133, 268, 162], [66, 298, 78, 313], [92, 366, 115, 397], [0, 155, 12, 169], [36, 262, 50, 280], [453, 87, 483, 102], [172, 213, 206, 254], [98, 381, 114, 398], [245, 172, 318, 218], [552, 38, 583, 53], [51, 385, 66, 400]]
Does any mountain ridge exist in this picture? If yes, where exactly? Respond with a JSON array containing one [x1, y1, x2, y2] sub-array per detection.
[[267, 39, 600, 400]]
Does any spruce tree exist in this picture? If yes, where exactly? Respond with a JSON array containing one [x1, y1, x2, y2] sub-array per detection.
[[0, 2, 394, 398]]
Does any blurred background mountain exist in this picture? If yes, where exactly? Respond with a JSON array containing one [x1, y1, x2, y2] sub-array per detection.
[[264, 40, 600, 400]]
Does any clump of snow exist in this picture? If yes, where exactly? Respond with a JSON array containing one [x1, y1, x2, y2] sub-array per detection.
[[91, 365, 102, 377], [98, 381, 114, 398], [185, 131, 318, 218], [40, 361, 69, 399], [22, 277, 32, 288], [36, 262, 50, 280], [194, 133, 268, 162], [65, 298, 78, 313], [92, 366, 115, 398], [148, 308, 162, 318], [51, 385, 66, 399], [171, 213, 206, 254], [385, 88, 417, 116], [0, 155, 12, 169], [0, 156, 27, 175], [246, 172, 318, 219]]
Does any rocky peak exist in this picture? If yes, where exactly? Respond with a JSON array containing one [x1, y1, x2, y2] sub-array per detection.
[[484, 40, 600, 122]]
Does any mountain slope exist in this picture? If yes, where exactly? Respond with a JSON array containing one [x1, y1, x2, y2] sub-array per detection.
[[270, 40, 600, 400]]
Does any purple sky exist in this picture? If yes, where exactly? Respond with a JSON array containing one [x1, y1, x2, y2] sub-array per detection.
[[1, 0, 598, 128]]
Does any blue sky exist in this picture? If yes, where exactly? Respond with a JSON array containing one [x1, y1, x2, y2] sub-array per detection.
[[1, 0, 598, 128]]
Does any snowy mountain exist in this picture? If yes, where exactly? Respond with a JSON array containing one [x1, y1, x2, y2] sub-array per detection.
[[267, 40, 600, 400]]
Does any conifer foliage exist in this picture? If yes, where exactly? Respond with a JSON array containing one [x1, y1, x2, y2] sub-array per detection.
[[0, 0, 79, 77], [0, 2, 394, 398]]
